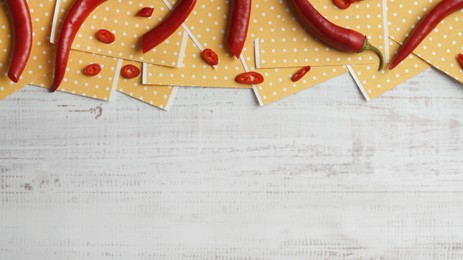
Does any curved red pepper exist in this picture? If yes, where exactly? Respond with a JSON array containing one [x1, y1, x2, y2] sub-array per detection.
[[141, 0, 196, 53], [51, 0, 107, 92], [5, 0, 33, 83], [389, 0, 463, 70], [290, 0, 383, 70], [226, 0, 251, 58]]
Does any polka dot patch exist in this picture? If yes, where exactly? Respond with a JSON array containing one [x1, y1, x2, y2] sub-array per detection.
[[117, 60, 176, 110], [0, 0, 50, 100], [257, 0, 385, 68], [348, 40, 430, 100], [388, 0, 463, 83], [51, 0, 186, 68]]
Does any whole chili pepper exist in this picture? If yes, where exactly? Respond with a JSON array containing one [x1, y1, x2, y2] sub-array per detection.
[[290, 0, 384, 70], [5, 0, 33, 83], [226, 0, 251, 58], [141, 0, 196, 53], [51, 0, 107, 92], [389, 0, 463, 70], [457, 53, 463, 70]]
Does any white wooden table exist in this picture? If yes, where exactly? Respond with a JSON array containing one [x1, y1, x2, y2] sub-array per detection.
[[1, 69, 463, 259]]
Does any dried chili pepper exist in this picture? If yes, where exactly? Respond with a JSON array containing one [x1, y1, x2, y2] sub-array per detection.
[[121, 64, 140, 79], [389, 0, 463, 70], [235, 72, 264, 84], [51, 0, 107, 92], [291, 66, 311, 82], [457, 54, 463, 70], [5, 0, 33, 83], [141, 0, 196, 53], [83, 64, 101, 76], [290, 0, 384, 70], [226, 0, 251, 58], [95, 29, 115, 44], [137, 7, 154, 18], [201, 49, 219, 66]]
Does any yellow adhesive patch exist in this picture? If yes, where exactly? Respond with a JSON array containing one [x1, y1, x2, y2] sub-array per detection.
[[348, 40, 430, 100], [388, 0, 463, 83], [0, 1, 43, 100], [35, 52, 119, 101], [51, 0, 185, 67], [257, 0, 385, 68], [28, 0, 118, 101], [117, 60, 177, 110], [144, 0, 249, 89]]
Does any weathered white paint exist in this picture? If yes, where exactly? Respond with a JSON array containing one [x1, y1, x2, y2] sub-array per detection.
[[1, 68, 463, 259]]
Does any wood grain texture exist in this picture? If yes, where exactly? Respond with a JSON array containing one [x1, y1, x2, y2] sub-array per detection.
[[1, 68, 463, 259]]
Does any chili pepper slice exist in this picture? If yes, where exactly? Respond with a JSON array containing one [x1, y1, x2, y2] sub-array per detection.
[[333, 0, 351, 10], [389, 0, 463, 70], [141, 0, 196, 53], [235, 72, 264, 84], [291, 66, 312, 82], [121, 64, 140, 79], [457, 54, 463, 70], [226, 0, 251, 58], [137, 7, 154, 17], [95, 29, 115, 44], [5, 0, 33, 83], [290, 0, 384, 70], [201, 49, 219, 66], [83, 64, 101, 76], [51, 0, 107, 92]]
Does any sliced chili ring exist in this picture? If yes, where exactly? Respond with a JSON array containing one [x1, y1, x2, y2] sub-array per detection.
[[291, 66, 311, 82], [333, 0, 351, 9], [95, 29, 115, 44], [137, 7, 154, 17], [83, 63, 101, 76], [457, 54, 463, 70], [201, 49, 219, 66], [121, 64, 140, 79], [235, 71, 264, 85]]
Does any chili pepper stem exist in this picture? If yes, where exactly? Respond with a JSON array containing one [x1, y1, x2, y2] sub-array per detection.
[[362, 39, 384, 71]]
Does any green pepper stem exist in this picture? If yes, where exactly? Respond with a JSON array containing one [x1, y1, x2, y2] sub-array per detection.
[[362, 39, 384, 71]]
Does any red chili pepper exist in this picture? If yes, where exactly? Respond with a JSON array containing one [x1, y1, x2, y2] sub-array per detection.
[[201, 49, 219, 66], [83, 64, 101, 76], [226, 0, 251, 58], [290, 0, 383, 70], [95, 29, 115, 44], [137, 7, 154, 17], [291, 66, 312, 82], [457, 54, 463, 70], [121, 64, 140, 79], [389, 0, 463, 70], [235, 71, 264, 84], [51, 0, 107, 92], [333, 0, 362, 9], [333, 0, 351, 9], [5, 0, 33, 83], [141, 0, 196, 53]]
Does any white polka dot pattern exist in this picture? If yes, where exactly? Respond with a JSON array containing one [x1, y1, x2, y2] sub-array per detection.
[[349, 40, 430, 100], [117, 60, 177, 110], [52, 0, 186, 68], [257, 0, 385, 68], [388, 0, 463, 83]]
